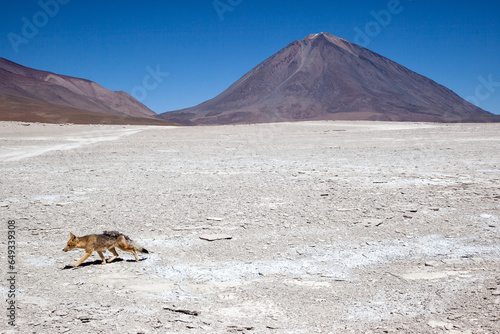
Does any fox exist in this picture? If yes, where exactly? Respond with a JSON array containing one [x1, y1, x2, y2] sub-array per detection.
[[63, 231, 149, 268]]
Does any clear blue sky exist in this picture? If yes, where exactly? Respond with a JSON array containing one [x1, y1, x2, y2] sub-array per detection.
[[1, 0, 499, 115]]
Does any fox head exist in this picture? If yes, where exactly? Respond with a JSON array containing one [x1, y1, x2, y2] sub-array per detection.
[[63, 232, 78, 252]]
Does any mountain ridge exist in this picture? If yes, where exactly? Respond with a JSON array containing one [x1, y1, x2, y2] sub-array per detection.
[[0, 57, 166, 125], [160, 32, 499, 125]]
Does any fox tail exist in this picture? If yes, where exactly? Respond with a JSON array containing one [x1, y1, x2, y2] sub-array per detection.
[[103, 231, 149, 254], [130, 240, 149, 254]]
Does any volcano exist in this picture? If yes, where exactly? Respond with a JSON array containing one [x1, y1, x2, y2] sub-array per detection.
[[0, 57, 169, 125], [160, 32, 499, 125]]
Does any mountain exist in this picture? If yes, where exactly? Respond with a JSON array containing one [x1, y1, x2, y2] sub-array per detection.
[[160, 32, 499, 125], [0, 57, 169, 125]]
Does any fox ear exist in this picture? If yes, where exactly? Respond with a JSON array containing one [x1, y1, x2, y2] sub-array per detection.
[[70, 233, 76, 241]]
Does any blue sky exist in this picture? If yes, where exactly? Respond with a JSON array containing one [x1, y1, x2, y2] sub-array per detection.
[[1, 0, 499, 115]]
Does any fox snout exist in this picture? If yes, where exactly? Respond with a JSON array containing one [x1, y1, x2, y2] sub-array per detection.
[[64, 233, 78, 252]]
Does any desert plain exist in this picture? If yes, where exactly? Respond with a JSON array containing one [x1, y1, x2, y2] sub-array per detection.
[[0, 120, 499, 333]]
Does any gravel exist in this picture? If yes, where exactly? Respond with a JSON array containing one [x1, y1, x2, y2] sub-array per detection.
[[0, 120, 499, 333]]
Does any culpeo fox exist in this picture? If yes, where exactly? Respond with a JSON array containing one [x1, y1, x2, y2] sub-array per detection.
[[63, 231, 149, 268]]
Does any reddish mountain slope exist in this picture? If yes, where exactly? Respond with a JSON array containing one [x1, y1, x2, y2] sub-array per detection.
[[160, 33, 499, 124], [0, 57, 166, 124]]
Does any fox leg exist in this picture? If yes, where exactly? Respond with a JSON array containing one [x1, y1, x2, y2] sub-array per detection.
[[107, 248, 119, 263], [97, 251, 106, 264], [73, 251, 92, 267], [117, 240, 139, 261], [131, 249, 139, 261]]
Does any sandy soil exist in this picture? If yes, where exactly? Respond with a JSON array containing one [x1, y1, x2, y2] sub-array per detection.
[[0, 121, 499, 333]]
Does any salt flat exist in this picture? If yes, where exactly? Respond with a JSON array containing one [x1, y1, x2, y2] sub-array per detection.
[[1, 121, 499, 333]]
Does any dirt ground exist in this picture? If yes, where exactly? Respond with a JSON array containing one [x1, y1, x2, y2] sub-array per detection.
[[0, 121, 499, 334]]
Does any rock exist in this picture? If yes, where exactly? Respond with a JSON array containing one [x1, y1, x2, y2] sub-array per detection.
[[77, 315, 93, 323], [402, 272, 449, 280], [163, 306, 199, 316], [54, 310, 69, 317], [228, 326, 255, 331], [447, 314, 464, 320], [362, 218, 384, 227], [320, 274, 346, 281], [199, 234, 232, 241], [306, 271, 322, 276], [206, 217, 223, 221], [399, 206, 418, 213], [427, 320, 452, 329], [425, 261, 440, 267]]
